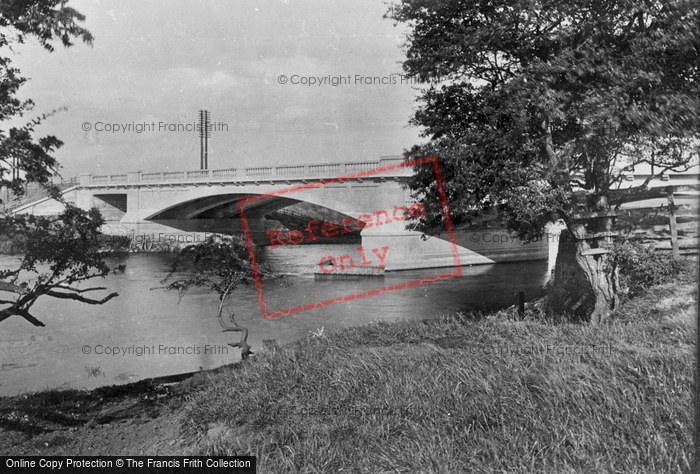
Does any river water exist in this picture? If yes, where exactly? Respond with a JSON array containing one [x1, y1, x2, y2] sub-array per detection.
[[0, 245, 550, 397]]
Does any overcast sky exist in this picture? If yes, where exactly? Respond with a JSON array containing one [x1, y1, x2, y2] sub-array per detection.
[[9, 0, 424, 178]]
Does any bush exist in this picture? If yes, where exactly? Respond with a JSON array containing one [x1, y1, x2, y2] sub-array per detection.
[[612, 240, 688, 296]]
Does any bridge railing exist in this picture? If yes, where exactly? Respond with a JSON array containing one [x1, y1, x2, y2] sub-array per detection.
[[78, 157, 413, 186], [4, 177, 79, 210], [212, 169, 237, 178], [92, 174, 128, 184]]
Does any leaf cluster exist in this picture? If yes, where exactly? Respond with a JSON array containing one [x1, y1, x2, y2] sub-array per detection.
[[159, 235, 267, 304], [0, 206, 117, 326], [0, 0, 93, 199], [0, 1, 112, 328], [387, 0, 700, 237], [11, 206, 108, 277], [0, 0, 94, 52], [612, 240, 689, 296]]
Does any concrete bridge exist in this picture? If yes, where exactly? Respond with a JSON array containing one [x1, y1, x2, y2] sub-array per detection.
[[11, 155, 697, 270]]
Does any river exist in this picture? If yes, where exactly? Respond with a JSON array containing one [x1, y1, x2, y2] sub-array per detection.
[[0, 245, 550, 397]]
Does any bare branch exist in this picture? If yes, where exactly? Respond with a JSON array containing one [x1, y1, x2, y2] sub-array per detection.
[[221, 310, 253, 360], [52, 285, 109, 293], [0, 307, 45, 327], [636, 164, 676, 189], [0, 281, 24, 294], [222, 326, 249, 343], [44, 290, 119, 304]]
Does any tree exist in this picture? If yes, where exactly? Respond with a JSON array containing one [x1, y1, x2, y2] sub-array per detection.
[[1, 0, 93, 197], [0, 206, 118, 326], [0, 1, 117, 326], [158, 236, 274, 361], [386, 0, 700, 323]]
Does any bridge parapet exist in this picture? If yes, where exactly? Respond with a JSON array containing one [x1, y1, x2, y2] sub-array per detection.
[[77, 156, 411, 187], [90, 174, 128, 185]]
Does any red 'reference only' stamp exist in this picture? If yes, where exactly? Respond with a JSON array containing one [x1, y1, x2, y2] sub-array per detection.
[[239, 156, 462, 319]]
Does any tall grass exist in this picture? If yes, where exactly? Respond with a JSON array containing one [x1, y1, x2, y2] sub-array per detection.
[[182, 281, 695, 473]]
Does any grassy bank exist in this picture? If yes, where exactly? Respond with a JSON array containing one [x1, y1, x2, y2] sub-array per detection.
[[181, 279, 695, 473], [1, 275, 696, 472]]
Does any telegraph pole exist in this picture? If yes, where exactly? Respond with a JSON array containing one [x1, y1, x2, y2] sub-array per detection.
[[199, 109, 210, 170]]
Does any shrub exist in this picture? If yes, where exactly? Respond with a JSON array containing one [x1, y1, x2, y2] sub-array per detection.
[[612, 240, 688, 296]]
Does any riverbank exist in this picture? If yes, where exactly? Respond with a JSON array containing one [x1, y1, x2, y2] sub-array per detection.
[[1, 273, 695, 472]]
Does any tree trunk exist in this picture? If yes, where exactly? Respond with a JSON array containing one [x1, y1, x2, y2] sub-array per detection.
[[548, 196, 619, 324], [572, 236, 619, 324]]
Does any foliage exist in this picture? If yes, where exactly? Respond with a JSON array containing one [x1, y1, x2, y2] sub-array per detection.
[[159, 235, 259, 318], [158, 235, 274, 359], [386, 0, 700, 239], [612, 240, 689, 296], [387, 0, 700, 322], [0, 2, 118, 327], [0, 0, 93, 198], [0, 205, 118, 326]]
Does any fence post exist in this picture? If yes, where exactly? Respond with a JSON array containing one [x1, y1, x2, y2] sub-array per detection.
[[666, 186, 679, 258], [517, 291, 525, 318]]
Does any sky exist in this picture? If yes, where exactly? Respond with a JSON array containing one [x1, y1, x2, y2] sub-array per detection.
[[7, 0, 425, 178]]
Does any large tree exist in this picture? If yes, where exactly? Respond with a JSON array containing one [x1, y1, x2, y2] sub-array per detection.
[[386, 0, 700, 323], [0, 1, 117, 326]]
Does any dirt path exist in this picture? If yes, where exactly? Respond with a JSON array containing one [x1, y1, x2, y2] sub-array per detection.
[[0, 380, 201, 456], [2, 412, 190, 456]]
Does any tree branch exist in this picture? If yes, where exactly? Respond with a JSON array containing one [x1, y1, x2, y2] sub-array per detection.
[[0, 307, 45, 327], [44, 290, 119, 304], [52, 285, 109, 293], [222, 326, 249, 343], [221, 309, 253, 360], [0, 281, 25, 294]]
